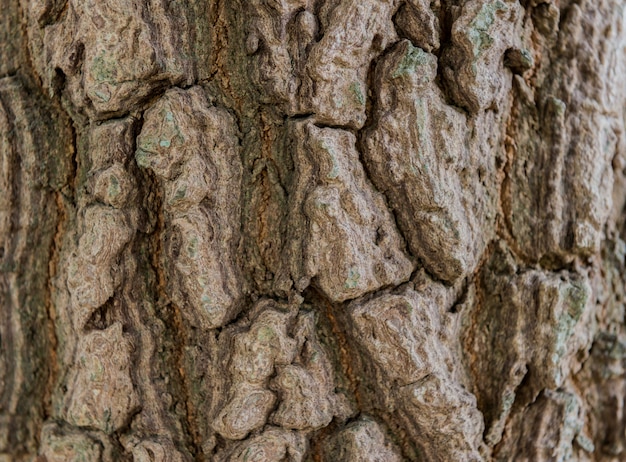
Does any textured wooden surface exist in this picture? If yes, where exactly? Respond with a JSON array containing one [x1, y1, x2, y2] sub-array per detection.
[[1, 0, 626, 460]]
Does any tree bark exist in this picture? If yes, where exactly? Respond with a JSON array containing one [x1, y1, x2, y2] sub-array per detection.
[[1, 0, 625, 460]]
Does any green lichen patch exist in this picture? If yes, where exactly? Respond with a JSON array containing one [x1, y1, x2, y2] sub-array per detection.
[[91, 51, 118, 83], [186, 236, 199, 258], [548, 279, 589, 384], [467, 1, 508, 56], [201, 294, 219, 316], [172, 185, 187, 201], [392, 43, 432, 78], [319, 141, 340, 179], [107, 175, 120, 197], [135, 149, 150, 168], [564, 279, 589, 319], [344, 266, 361, 289], [256, 326, 277, 342], [93, 88, 111, 102], [350, 81, 365, 105]]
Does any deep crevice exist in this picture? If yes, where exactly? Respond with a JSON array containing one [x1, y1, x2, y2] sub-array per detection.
[[83, 297, 117, 331], [131, 108, 205, 459]]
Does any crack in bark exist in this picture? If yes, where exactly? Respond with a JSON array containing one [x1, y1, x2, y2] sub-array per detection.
[[42, 190, 67, 421]]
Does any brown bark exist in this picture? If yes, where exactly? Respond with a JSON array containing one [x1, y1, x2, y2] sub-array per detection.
[[1, 0, 625, 460]]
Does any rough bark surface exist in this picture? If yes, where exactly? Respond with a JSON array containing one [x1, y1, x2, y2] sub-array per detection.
[[1, 0, 626, 461]]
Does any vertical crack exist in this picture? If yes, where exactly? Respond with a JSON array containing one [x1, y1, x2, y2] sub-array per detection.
[[132, 120, 204, 458]]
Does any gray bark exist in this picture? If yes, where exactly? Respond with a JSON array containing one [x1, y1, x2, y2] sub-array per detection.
[[1, 0, 626, 460]]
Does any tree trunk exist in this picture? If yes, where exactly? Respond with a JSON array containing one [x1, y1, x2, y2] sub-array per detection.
[[1, 0, 625, 460]]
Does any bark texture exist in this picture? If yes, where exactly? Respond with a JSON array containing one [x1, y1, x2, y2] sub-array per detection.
[[1, 0, 626, 460]]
